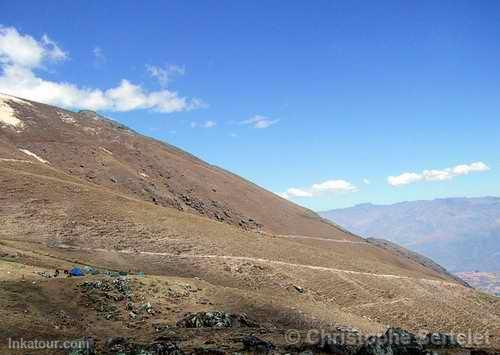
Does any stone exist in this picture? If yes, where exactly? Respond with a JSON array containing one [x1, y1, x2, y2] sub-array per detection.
[[105, 336, 129, 353], [423, 332, 460, 348], [293, 285, 305, 293], [241, 335, 274, 353], [176, 311, 257, 329]]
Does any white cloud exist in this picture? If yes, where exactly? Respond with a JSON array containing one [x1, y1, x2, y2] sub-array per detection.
[[190, 120, 216, 128], [146, 64, 185, 87], [0, 26, 203, 113], [284, 187, 314, 198], [363, 178, 371, 185], [311, 180, 357, 193], [279, 179, 357, 199], [388, 162, 490, 187], [241, 115, 279, 129], [387, 172, 423, 186], [0, 27, 66, 68], [450, 162, 489, 175], [93, 46, 106, 66]]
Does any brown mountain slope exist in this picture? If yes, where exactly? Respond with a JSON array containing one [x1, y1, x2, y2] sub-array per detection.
[[1, 157, 499, 351], [0, 93, 352, 240], [0, 94, 499, 352]]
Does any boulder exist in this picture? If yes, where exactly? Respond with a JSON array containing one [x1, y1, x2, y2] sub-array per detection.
[[423, 332, 460, 348], [316, 332, 361, 354], [176, 311, 257, 328], [385, 328, 423, 355], [357, 328, 424, 355], [105, 336, 129, 353], [177, 311, 232, 328], [66, 337, 95, 355], [356, 335, 394, 355], [146, 341, 184, 355], [104, 337, 184, 355], [241, 335, 274, 353]]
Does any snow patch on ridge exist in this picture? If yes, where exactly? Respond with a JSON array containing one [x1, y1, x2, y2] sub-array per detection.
[[0, 93, 32, 106], [18, 149, 50, 164], [57, 111, 76, 123], [0, 94, 26, 128]]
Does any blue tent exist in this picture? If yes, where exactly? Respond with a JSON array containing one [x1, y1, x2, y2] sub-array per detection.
[[69, 267, 84, 277]]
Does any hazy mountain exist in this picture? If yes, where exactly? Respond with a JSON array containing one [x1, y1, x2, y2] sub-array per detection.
[[320, 197, 500, 273]]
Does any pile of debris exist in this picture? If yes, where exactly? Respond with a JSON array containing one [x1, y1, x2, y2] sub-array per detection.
[[79, 277, 135, 320], [176, 311, 258, 328], [103, 337, 184, 355], [128, 302, 155, 320], [79, 276, 159, 322], [80, 277, 132, 297]]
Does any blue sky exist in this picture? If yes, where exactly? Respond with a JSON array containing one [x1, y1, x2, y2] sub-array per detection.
[[1, 1, 499, 211]]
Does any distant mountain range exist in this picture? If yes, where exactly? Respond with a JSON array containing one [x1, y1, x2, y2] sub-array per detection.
[[320, 197, 500, 273]]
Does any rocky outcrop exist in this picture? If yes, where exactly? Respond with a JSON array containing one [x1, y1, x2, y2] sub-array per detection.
[[176, 311, 258, 328]]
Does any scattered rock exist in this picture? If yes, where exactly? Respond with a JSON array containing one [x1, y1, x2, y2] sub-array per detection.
[[241, 335, 274, 353], [293, 285, 305, 293], [104, 336, 184, 355], [141, 302, 154, 314], [177, 311, 232, 328], [356, 336, 393, 355], [192, 348, 226, 354], [357, 328, 427, 355], [105, 336, 129, 353], [176, 311, 258, 328], [317, 333, 360, 355], [66, 337, 95, 355], [424, 332, 460, 348], [147, 341, 184, 355], [152, 321, 170, 333], [36, 271, 53, 278], [386, 327, 424, 355]]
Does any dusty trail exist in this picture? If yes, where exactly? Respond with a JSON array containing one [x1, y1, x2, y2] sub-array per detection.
[[273, 234, 368, 244], [0, 158, 31, 163], [52, 244, 457, 286]]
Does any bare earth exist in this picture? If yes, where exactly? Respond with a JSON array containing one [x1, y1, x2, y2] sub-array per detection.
[[0, 94, 499, 353]]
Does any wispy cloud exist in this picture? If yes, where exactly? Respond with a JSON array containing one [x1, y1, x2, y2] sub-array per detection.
[[388, 162, 490, 186], [0, 26, 204, 113], [190, 120, 216, 129], [93, 46, 106, 67], [363, 178, 371, 185], [41, 34, 68, 61], [241, 115, 279, 129], [279, 179, 357, 199], [146, 64, 185, 87]]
